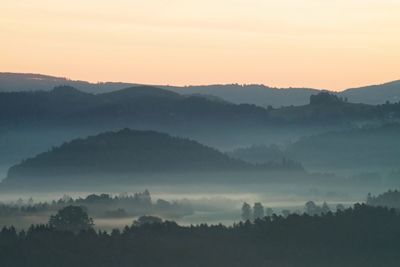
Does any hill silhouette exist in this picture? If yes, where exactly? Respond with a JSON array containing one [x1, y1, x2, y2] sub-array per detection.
[[228, 122, 400, 176], [342, 80, 400, 105], [2, 72, 400, 106], [3, 129, 307, 188], [286, 123, 400, 172], [164, 84, 321, 107], [0, 72, 136, 94], [0, 85, 270, 127], [267, 91, 400, 124], [4, 129, 252, 183], [2, 87, 400, 128]]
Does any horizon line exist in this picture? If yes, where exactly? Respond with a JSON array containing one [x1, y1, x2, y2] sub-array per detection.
[[1, 71, 400, 93]]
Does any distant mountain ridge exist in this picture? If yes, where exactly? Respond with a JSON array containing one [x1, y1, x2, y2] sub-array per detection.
[[2, 86, 399, 129], [163, 84, 321, 107], [0, 72, 136, 94], [341, 80, 400, 105], [2, 72, 400, 107], [0, 85, 270, 128]]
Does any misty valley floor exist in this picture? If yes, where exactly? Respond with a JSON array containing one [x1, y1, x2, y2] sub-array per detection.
[[0, 180, 377, 231]]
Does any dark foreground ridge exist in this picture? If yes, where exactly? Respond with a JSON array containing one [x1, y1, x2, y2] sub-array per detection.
[[0, 204, 399, 267]]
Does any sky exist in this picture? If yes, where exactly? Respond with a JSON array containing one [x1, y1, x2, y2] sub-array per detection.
[[1, 0, 400, 91]]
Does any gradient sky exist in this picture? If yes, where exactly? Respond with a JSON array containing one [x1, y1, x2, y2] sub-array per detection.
[[1, 0, 400, 90]]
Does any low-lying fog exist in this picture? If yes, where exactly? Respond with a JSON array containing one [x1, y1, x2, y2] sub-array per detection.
[[0, 182, 378, 231]]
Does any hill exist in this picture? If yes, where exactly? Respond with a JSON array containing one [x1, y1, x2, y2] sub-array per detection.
[[0, 73, 322, 107], [0, 85, 269, 125], [3, 73, 400, 107], [3, 87, 400, 129], [286, 123, 400, 173], [267, 92, 377, 124], [3, 129, 253, 184], [228, 122, 400, 176], [172, 81, 400, 107], [164, 84, 321, 108], [0, 72, 135, 94], [341, 80, 400, 105]]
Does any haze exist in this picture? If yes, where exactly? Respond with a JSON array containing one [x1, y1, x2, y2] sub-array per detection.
[[1, 0, 400, 90]]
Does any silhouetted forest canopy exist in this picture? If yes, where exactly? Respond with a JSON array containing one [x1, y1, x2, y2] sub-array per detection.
[[367, 189, 400, 210], [0, 204, 399, 267], [240, 200, 341, 221]]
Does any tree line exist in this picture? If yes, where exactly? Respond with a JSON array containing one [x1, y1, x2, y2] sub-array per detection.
[[367, 189, 400, 210], [1, 203, 400, 266], [241, 200, 346, 221], [0, 191, 193, 219]]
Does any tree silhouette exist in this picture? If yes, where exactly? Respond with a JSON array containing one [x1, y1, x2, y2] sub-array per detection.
[[336, 204, 345, 212], [309, 92, 343, 105], [321, 202, 331, 214], [241, 202, 252, 221], [133, 215, 163, 226], [48, 206, 94, 233], [265, 207, 274, 217], [305, 201, 319, 215], [253, 202, 264, 220]]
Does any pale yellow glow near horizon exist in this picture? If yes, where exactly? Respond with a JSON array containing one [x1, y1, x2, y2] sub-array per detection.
[[1, 0, 400, 91]]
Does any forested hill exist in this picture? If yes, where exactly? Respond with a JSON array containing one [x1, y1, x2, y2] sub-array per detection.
[[2, 86, 400, 128], [164, 84, 320, 107], [0, 85, 270, 128], [2, 72, 400, 106], [268, 92, 400, 123], [0, 72, 136, 94], [168, 80, 400, 107], [286, 123, 400, 171], [4, 129, 253, 183], [227, 123, 400, 176], [341, 80, 400, 105]]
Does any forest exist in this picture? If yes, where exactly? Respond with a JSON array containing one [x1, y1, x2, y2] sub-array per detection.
[[0, 203, 399, 267]]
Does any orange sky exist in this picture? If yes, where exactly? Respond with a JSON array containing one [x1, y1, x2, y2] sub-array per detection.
[[1, 0, 400, 91]]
